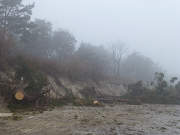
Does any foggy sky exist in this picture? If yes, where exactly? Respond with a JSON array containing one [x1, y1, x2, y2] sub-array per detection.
[[29, 0, 180, 75]]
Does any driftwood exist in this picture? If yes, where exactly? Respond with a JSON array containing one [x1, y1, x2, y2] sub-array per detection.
[[0, 113, 13, 118], [96, 96, 129, 104], [13, 82, 28, 101], [13, 82, 52, 107], [0, 79, 54, 106], [0, 80, 47, 106], [14, 90, 24, 101]]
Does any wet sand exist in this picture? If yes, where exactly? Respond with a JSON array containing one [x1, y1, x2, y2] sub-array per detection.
[[1, 104, 180, 135]]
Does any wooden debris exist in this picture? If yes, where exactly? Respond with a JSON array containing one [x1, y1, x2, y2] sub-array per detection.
[[15, 90, 24, 101], [93, 100, 100, 105], [0, 113, 13, 118]]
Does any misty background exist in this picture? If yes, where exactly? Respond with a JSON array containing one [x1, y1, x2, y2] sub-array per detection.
[[27, 0, 180, 75], [1, 0, 180, 111]]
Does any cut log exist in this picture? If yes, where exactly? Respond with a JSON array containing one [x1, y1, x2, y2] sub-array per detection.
[[0, 113, 13, 118], [15, 90, 24, 101], [93, 100, 99, 105]]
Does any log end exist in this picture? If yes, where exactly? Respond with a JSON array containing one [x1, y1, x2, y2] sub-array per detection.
[[15, 90, 24, 101]]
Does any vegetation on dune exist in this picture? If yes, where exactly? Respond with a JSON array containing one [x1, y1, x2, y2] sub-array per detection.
[[0, 0, 179, 110], [123, 72, 180, 104], [0, 0, 160, 83]]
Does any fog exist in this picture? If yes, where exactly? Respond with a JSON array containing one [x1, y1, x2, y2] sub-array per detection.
[[2, 1, 180, 131], [30, 0, 180, 75]]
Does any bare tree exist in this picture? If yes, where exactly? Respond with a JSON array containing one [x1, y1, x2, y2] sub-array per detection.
[[111, 41, 128, 77]]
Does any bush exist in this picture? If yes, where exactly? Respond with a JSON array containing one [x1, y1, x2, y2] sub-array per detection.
[[123, 75, 180, 105]]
